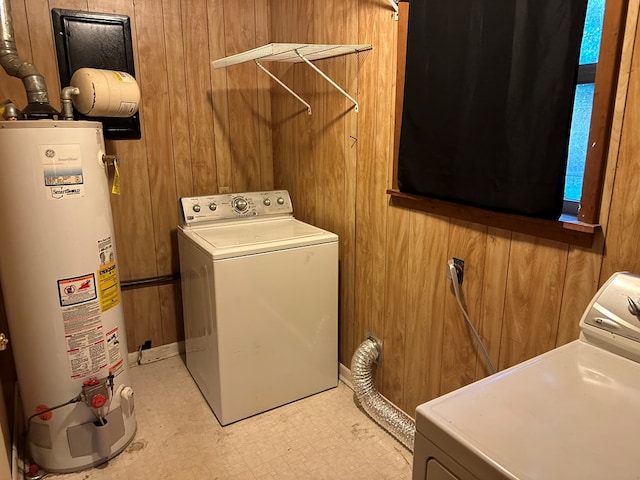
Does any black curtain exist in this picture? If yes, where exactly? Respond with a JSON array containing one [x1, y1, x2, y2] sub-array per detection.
[[398, 0, 588, 219]]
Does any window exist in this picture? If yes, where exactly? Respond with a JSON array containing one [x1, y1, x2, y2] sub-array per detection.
[[391, 0, 628, 245], [565, 0, 606, 213]]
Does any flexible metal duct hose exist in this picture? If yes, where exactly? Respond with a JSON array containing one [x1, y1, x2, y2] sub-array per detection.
[[351, 338, 415, 451], [0, 0, 51, 105]]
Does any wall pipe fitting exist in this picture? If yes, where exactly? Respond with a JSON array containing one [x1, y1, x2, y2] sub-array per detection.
[[351, 338, 415, 451], [0, 0, 53, 107]]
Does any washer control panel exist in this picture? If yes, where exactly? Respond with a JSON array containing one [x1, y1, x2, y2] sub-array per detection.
[[180, 190, 293, 226], [580, 271, 640, 362]]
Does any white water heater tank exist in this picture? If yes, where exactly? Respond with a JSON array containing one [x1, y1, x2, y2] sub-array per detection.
[[0, 120, 136, 472]]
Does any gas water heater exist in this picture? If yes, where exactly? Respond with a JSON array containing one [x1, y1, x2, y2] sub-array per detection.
[[0, 121, 137, 472], [0, 0, 140, 471]]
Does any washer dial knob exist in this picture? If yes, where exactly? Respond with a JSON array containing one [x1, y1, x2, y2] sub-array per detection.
[[233, 197, 248, 212], [209, 203, 217, 211], [277, 197, 285, 205], [263, 198, 271, 206], [192, 204, 201, 213]]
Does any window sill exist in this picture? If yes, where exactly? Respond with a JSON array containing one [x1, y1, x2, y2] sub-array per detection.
[[387, 189, 600, 248]]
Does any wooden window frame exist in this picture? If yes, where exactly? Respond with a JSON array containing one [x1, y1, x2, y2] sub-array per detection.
[[389, 0, 628, 248]]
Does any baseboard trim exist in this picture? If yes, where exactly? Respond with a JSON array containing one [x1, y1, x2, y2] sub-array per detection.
[[129, 349, 352, 386], [339, 362, 353, 390], [128, 341, 185, 367], [127, 348, 356, 391]]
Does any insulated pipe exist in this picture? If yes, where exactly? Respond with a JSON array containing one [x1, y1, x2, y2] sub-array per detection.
[[351, 338, 415, 451], [0, 0, 51, 105]]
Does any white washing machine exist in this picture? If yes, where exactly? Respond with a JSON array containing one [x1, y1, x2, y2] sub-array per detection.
[[177, 190, 338, 425], [413, 271, 640, 480]]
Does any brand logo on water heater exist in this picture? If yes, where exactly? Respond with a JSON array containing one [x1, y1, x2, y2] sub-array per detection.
[[48, 184, 84, 200], [51, 187, 81, 198], [45, 149, 55, 158]]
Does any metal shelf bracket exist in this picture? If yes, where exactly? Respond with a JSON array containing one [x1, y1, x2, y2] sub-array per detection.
[[255, 61, 312, 115], [388, 0, 399, 21], [213, 43, 372, 115], [295, 49, 360, 113]]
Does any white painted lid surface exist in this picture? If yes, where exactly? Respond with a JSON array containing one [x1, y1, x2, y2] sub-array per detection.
[[183, 217, 337, 259], [415, 340, 640, 479]]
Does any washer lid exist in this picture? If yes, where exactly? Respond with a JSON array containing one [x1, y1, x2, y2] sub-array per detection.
[[188, 218, 337, 259], [415, 340, 640, 479]]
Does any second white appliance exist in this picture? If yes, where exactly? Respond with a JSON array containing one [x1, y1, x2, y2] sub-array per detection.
[[177, 190, 338, 425], [413, 271, 640, 480]]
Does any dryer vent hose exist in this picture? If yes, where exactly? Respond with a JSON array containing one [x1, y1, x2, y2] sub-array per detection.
[[351, 338, 415, 452]]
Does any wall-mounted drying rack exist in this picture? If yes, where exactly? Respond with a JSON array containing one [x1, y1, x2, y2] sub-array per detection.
[[212, 43, 372, 115]]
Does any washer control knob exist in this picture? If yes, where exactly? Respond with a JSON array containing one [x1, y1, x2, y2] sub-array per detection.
[[233, 198, 248, 212], [277, 197, 285, 205], [192, 204, 201, 213], [263, 198, 271, 206], [209, 203, 217, 211]]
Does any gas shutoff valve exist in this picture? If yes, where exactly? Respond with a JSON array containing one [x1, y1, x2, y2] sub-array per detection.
[[80, 377, 111, 413]]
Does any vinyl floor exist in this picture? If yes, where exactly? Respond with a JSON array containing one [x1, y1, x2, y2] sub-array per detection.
[[48, 355, 413, 480]]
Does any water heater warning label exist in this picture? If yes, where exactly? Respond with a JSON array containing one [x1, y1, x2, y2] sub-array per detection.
[[106, 327, 124, 376], [58, 274, 97, 306], [66, 332, 107, 380], [61, 296, 107, 379], [98, 262, 120, 311], [98, 237, 120, 312], [59, 273, 109, 378], [40, 144, 85, 200]]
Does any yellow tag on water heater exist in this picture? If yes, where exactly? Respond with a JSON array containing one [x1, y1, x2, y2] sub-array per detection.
[[112, 157, 121, 195]]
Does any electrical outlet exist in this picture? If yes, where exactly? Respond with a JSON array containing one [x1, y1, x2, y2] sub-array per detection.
[[452, 258, 464, 284]]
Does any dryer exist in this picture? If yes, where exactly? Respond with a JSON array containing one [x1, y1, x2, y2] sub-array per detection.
[[413, 272, 640, 480], [177, 190, 338, 425]]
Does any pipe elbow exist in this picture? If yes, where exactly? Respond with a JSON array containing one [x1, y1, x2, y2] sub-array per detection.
[[0, 53, 50, 104], [0, 3, 52, 108], [0, 49, 21, 76]]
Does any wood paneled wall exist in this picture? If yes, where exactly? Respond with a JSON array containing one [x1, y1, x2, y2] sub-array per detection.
[[270, 0, 640, 415], [0, 0, 273, 353], [3, 0, 640, 419]]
